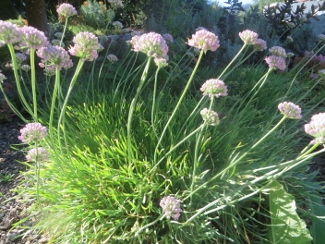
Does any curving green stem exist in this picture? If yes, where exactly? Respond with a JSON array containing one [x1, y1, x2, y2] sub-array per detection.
[[57, 59, 85, 146], [7, 44, 33, 119], [217, 43, 248, 80], [153, 50, 205, 166], [29, 48, 38, 120], [127, 57, 152, 163], [49, 68, 61, 138]]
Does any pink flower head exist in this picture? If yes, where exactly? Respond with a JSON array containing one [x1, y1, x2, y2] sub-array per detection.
[[304, 113, 325, 144], [26, 147, 49, 162], [278, 102, 302, 119], [131, 32, 168, 58], [0, 20, 22, 47], [37, 45, 73, 71], [69, 32, 101, 61], [106, 54, 118, 62], [200, 108, 220, 126], [188, 28, 220, 53], [154, 57, 168, 68], [57, 3, 77, 18], [200, 79, 228, 98], [265, 55, 286, 71], [160, 196, 181, 220], [20, 26, 49, 50], [253, 38, 267, 51], [18, 122, 47, 143], [239, 30, 258, 45], [269, 46, 287, 58], [162, 33, 174, 43]]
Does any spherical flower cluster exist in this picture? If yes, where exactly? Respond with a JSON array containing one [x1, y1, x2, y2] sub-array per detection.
[[200, 108, 220, 126], [69, 32, 101, 61], [18, 122, 47, 143], [304, 113, 325, 144], [56, 3, 77, 18], [0, 20, 22, 47], [253, 38, 267, 51], [286, 36, 293, 42], [264, 55, 286, 71], [200, 79, 228, 98], [278, 102, 302, 119], [37, 45, 73, 71], [26, 147, 49, 162], [0, 73, 7, 83], [318, 34, 325, 42], [51, 39, 64, 47], [131, 32, 168, 59], [159, 196, 181, 220], [112, 21, 123, 29], [162, 33, 174, 43], [106, 54, 118, 62], [239, 30, 258, 45], [20, 26, 49, 50], [107, 0, 124, 8], [15, 52, 27, 64], [187, 28, 220, 53], [269, 46, 287, 58], [154, 57, 168, 68], [21, 64, 31, 72]]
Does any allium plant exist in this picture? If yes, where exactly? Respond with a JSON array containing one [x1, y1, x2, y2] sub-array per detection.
[[265, 55, 286, 71], [200, 108, 220, 126], [254, 38, 267, 51], [18, 123, 48, 144], [159, 196, 182, 220], [304, 113, 325, 144], [187, 28, 220, 53], [56, 3, 77, 18], [269, 46, 287, 58], [37, 45, 73, 71], [131, 32, 168, 59], [200, 79, 228, 98], [69, 32, 101, 61], [56, 3, 77, 46], [26, 147, 49, 162], [239, 29, 258, 45], [278, 102, 302, 119], [0, 20, 22, 47]]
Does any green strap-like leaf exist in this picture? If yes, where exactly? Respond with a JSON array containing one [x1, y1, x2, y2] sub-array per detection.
[[266, 180, 312, 244]]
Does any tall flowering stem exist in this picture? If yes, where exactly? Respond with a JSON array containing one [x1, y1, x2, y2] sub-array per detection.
[[217, 43, 248, 79], [7, 44, 33, 119], [29, 48, 38, 120], [127, 57, 152, 163], [153, 50, 205, 166], [57, 59, 84, 146]]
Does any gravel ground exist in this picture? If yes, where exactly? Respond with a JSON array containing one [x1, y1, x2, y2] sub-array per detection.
[[0, 117, 48, 244]]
